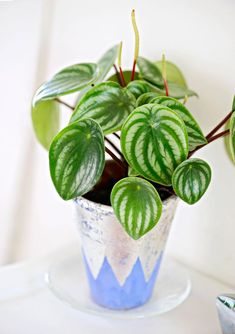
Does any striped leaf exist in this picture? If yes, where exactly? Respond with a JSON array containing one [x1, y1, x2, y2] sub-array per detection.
[[97, 45, 119, 82], [70, 82, 136, 135], [172, 158, 211, 204], [111, 177, 162, 239], [121, 104, 189, 185], [137, 57, 164, 87], [229, 111, 235, 162], [155, 60, 188, 88], [126, 80, 151, 99], [137, 92, 162, 106], [76, 45, 119, 101], [31, 100, 60, 150], [150, 96, 207, 150], [49, 119, 105, 200], [33, 63, 98, 105]]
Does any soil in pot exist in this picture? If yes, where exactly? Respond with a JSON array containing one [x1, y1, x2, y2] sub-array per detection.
[[84, 160, 174, 206]]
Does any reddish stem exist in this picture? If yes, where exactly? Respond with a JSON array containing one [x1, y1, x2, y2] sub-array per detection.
[[189, 129, 230, 157], [55, 98, 74, 111], [206, 111, 233, 139], [113, 64, 123, 86], [130, 60, 136, 81], [119, 66, 126, 87], [163, 79, 169, 97]]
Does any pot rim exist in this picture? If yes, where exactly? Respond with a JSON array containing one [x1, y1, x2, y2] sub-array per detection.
[[74, 194, 178, 216]]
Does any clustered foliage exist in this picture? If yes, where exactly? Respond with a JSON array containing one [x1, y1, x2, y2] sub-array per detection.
[[32, 16, 235, 240]]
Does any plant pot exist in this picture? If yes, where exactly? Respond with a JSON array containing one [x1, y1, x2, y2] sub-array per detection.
[[74, 195, 178, 310]]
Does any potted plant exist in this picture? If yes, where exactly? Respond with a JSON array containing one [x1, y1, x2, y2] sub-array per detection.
[[31, 10, 235, 310]]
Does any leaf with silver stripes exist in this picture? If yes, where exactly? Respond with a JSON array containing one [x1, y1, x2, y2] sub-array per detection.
[[137, 57, 164, 87], [49, 118, 105, 200], [151, 96, 207, 150], [33, 63, 98, 105], [111, 177, 162, 239], [97, 45, 118, 82], [70, 82, 136, 134], [172, 158, 211, 204], [229, 111, 235, 162], [76, 45, 118, 102], [137, 92, 162, 106], [121, 103, 189, 185], [126, 80, 152, 99]]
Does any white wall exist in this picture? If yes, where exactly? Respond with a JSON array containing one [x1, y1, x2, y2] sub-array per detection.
[[0, 0, 235, 286]]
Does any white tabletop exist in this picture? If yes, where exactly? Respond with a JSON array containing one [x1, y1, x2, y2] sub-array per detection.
[[0, 244, 229, 334]]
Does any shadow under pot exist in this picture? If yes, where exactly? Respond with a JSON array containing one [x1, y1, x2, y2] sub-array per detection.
[[74, 195, 178, 310]]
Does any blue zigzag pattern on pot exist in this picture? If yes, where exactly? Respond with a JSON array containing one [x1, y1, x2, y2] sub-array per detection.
[[83, 251, 163, 310]]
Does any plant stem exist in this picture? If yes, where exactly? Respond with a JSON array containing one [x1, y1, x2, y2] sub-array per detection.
[[55, 98, 74, 111], [131, 60, 136, 81], [105, 147, 126, 171], [206, 111, 233, 139], [119, 67, 126, 86], [105, 137, 124, 159], [117, 41, 127, 87], [130, 9, 139, 81], [163, 79, 169, 96], [162, 54, 169, 96], [189, 129, 230, 157], [113, 64, 123, 86]]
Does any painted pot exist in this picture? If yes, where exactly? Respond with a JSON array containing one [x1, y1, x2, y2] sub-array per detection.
[[74, 195, 178, 310]]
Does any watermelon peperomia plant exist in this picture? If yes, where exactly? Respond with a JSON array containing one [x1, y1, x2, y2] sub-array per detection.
[[31, 10, 235, 240]]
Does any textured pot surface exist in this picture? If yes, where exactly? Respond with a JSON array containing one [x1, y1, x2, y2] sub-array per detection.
[[74, 195, 178, 310]]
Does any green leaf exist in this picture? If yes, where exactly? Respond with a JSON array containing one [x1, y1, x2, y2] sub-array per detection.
[[155, 60, 188, 88], [150, 96, 207, 150], [126, 80, 152, 99], [137, 57, 164, 87], [33, 63, 98, 105], [107, 70, 140, 84], [49, 118, 105, 200], [137, 92, 163, 106], [138, 81, 197, 100], [70, 82, 136, 134], [121, 103, 189, 185], [128, 165, 139, 176], [172, 158, 211, 204], [229, 112, 235, 162], [232, 95, 235, 112], [76, 46, 119, 102], [111, 177, 162, 239], [136, 57, 197, 99], [167, 82, 198, 99], [97, 45, 119, 82], [31, 100, 60, 150]]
